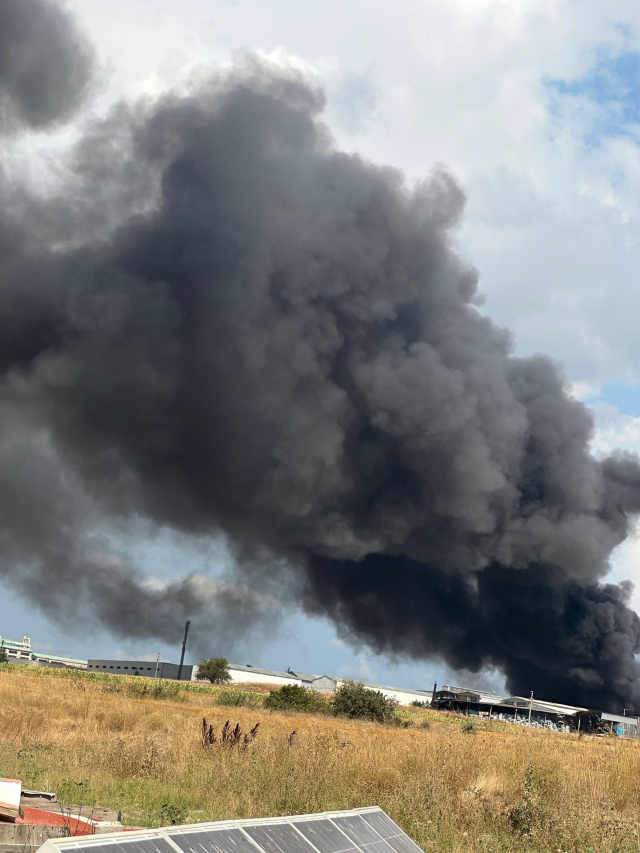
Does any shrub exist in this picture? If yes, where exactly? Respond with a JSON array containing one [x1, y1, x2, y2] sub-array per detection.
[[461, 720, 475, 733], [216, 688, 263, 709], [331, 680, 397, 723], [263, 684, 327, 713], [125, 680, 185, 701], [410, 700, 429, 708], [196, 657, 231, 684], [0, 647, 8, 664]]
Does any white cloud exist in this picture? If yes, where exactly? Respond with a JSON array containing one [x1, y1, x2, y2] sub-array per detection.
[[590, 401, 640, 458]]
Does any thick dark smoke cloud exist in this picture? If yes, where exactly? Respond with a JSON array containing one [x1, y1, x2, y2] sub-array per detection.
[[2, 6, 640, 705], [0, 0, 95, 131]]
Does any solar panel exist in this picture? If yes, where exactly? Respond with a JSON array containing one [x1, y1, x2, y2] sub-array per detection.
[[54, 835, 178, 853], [293, 819, 357, 853], [359, 812, 402, 840], [331, 816, 382, 847], [381, 836, 424, 853], [36, 806, 424, 853], [359, 842, 396, 853], [243, 824, 317, 853], [170, 828, 259, 853]]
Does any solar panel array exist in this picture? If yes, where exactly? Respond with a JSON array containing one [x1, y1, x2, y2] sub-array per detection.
[[37, 807, 423, 853]]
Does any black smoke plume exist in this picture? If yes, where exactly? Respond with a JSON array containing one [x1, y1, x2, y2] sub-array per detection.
[[2, 5, 640, 706]]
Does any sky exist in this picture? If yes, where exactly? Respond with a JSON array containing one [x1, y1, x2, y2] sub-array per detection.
[[3, 0, 640, 695]]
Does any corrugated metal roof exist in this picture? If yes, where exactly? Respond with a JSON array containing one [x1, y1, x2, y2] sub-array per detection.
[[229, 663, 299, 679], [602, 712, 639, 725], [358, 680, 432, 698], [505, 697, 586, 715], [289, 671, 319, 682], [442, 684, 505, 701]]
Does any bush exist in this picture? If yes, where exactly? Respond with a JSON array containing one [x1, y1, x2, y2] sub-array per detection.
[[0, 647, 8, 664], [263, 684, 327, 713], [197, 657, 231, 684], [461, 720, 475, 733], [103, 679, 185, 701], [331, 680, 397, 723], [216, 688, 263, 709], [410, 700, 429, 708]]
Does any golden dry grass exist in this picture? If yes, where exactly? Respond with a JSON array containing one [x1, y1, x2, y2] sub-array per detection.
[[2, 667, 640, 853]]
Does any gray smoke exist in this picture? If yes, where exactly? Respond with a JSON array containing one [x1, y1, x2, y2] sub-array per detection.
[[0, 0, 95, 131], [2, 7, 640, 705]]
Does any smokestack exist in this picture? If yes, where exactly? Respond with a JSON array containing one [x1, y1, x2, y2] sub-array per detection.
[[1, 13, 640, 710], [178, 620, 191, 681]]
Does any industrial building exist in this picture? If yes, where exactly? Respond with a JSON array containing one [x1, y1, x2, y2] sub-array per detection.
[[431, 686, 640, 736], [191, 663, 433, 706], [87, 660, 193, 680], [308, 675, 432, 706], [0, 634, 87, 670], [191, 662, 301, 687]]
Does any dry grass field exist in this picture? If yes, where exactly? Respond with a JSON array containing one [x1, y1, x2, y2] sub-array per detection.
[[2, 667, 640, 853]]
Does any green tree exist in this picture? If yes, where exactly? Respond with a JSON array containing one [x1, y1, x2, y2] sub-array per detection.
[[0, 646, 9, 664], [331, 680, 397, 723], [196, 657, 231, 684]]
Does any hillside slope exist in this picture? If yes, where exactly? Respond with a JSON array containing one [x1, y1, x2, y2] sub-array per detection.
[[1, 667, 639, 853]]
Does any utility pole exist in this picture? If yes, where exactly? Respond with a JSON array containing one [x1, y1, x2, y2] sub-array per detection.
[[177, 620, 191, 681], [154, 653, 160, 679], [528, 691, 534, 725]]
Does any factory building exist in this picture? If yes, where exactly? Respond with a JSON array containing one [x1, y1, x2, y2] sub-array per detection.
[[431, 687, 640, 736], [308, 675, 432, 706], [0, 634, 87, 669], [190, 663, 432, 706], [87, 660, 193, 680], [192, 662, 301, 687]]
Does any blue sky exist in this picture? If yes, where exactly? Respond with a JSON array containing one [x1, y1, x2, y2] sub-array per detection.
[[547, 50, 640, 147]]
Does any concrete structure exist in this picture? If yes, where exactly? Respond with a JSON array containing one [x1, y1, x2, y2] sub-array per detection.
[[0, 634, 86, 669], [88, 660, 193, 680], [308, 675, 336, 692], [0, 635, 32, 662], [192, 662, 301, 687]]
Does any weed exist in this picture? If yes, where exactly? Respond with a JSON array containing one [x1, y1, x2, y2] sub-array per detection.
[[201, 717, 260, 750], [160, 802, 189, 825]]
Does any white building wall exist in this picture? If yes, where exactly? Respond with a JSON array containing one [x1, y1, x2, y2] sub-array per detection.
[[192, 664, 302, 687], [227, 669, 301, 687], [332, 679, 431, 706], [369, 687, 430, 706]]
